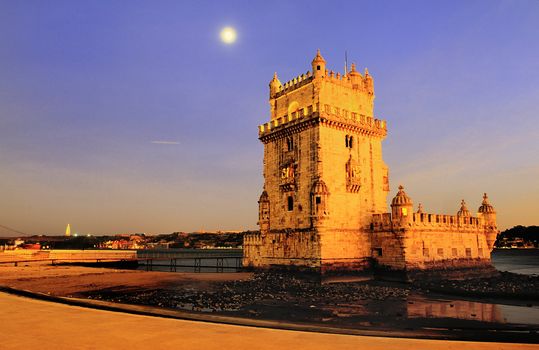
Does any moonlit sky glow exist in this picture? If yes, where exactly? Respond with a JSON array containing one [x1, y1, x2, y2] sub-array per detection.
[[220, 26, 237, 44], [0, 0, 538, 235]]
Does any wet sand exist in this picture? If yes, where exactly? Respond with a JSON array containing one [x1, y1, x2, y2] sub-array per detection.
[[0, 265, 252, 296]]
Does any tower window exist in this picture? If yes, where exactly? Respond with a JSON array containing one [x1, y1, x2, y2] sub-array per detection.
[[345, 135, 354, 148], [315, 196, 321, 205], [286, 138, 293, 151], [317, 65, 320, 71], [287, 196, 294, 211]]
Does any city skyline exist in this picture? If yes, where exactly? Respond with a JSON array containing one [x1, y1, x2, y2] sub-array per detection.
[[1, 0, 538, 235]]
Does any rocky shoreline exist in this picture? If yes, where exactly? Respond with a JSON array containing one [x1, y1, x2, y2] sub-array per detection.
[[414, 271, 539, 301]]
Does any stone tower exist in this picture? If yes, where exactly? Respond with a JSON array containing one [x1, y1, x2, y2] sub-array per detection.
[[244, 50, 389, 272]]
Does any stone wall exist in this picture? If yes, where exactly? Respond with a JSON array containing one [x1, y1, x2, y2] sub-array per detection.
[[243, 231, 321, 269], [371, 212, 494, 271]]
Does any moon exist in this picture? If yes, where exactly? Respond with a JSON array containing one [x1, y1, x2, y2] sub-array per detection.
[[220, 27, 237, 44]]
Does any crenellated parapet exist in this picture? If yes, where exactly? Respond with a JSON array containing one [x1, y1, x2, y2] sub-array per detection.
[[243, 232, 263, 246], [372, 212, 483, 231], [272, 71, 313, 98], [271, 62, 374, 99]]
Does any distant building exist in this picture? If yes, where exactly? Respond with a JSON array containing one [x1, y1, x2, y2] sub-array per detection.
[[243, 51, 498, 276]]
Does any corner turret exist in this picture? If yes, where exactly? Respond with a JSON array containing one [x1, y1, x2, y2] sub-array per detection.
[[311, 49, 326, 79], [391, 185, 413, 225], [364, 68, 374, 94], [477, 193, 498, 250], [269, 72, 282, 98], [258, 191, 270, 234], [478, 193, 497, 228], [310, 178, 330, 228]]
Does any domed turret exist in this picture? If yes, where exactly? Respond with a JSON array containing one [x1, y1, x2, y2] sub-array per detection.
[[391, 185, 413, 223], [311, 178, 329, 226], [478, 192, 497, 230], [311, 178, 329, 195], [478, 193, 495, 214], [311, 49, 326, 79], [269, 72, 282, 97], [258, 190, 270, 232], [348, 63, 362, 87], [391, 185, 412, 206], [457, 199, 471, 217], [477, 193, 498, 250]]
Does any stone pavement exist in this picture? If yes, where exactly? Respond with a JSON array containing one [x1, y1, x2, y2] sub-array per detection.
[[0, 292, 534, 350]]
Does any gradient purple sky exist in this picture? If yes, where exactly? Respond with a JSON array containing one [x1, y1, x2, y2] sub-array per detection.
[[1, 0, 538, 235]]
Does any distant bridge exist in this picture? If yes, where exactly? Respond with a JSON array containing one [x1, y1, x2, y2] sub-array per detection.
[[0, 224, 29, 237]]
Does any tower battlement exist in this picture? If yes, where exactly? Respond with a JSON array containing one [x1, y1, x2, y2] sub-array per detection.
[[268, 50, 377, 123]]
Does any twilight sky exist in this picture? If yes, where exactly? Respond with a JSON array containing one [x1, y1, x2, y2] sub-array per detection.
[[0, 0, 538, 235]]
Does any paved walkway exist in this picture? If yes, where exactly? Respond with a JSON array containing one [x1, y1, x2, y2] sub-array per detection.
[[0, 292, 535, 350]]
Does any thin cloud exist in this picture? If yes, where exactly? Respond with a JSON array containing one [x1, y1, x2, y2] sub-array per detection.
[[151, 141, 180, 145]]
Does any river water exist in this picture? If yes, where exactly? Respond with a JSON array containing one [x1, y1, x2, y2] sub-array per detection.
[[491, 249, 539, 275]]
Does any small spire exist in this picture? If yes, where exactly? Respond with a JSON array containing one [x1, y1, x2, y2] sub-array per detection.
[[417, 203, 423, 213], [364, 67, 370, 76], [398, 185, 404, 191], [272, 72, 278, 80], [350, 63, 357, 72], [312, 49, 326, 63], [482, 193, 489, 204]]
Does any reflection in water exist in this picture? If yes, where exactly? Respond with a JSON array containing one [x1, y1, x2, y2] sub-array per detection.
[[319, 295, 539, 327], [406, 296, 504, 323]]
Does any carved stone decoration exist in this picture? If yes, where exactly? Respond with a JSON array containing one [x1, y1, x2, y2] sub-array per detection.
[[345, 155, 361, 193], [279, 161, 297, 192], [383, 169, 390, 192]]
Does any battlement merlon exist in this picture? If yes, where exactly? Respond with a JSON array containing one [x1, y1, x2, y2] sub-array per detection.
[[268, 50, 376, 122]]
